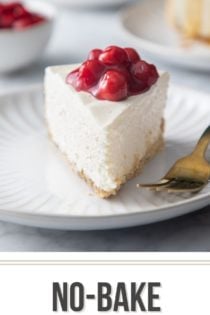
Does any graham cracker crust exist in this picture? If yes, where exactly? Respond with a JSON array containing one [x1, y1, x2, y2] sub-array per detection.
[[48, 126, 164, 199]]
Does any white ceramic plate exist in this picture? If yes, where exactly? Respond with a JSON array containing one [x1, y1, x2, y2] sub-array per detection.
[[0, 84, 210, 230], [120, 0, 210, 71], [49, 0, 128, 9]]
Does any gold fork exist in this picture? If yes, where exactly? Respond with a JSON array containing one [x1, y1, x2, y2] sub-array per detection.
[[137, 126, 210, 193]]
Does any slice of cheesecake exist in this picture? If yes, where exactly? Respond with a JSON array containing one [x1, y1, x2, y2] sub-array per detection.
[[167, 0, 210, 41], [45, 46, 169, 198]]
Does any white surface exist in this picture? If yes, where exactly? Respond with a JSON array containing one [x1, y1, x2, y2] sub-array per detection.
[[0, 84, 209, 230], [0, 253, 210, 315], [120, 0, 210, 70], [0, 6, 210, 249], [45, 65, 168, 193], [0, 1, 55, 73]]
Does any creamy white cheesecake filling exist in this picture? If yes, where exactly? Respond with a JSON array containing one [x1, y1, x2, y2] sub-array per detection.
[[45, 65, 169, 193], [170, 0, 210, 38]]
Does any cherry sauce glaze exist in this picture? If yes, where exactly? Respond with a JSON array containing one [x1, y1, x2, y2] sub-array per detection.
[[0, 2, 46, 30], [66, 46, 159, 102]]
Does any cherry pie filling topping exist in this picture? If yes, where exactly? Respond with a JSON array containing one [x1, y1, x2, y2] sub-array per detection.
[[66, 46, 159, 102], [0, 2, 46, 30]]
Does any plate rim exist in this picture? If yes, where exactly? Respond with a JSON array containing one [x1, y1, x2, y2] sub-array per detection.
[[120, 0, 210, 60], [0, 193, 208, 230], [0, 191, 209, 220], [0, 83, 210, 222]]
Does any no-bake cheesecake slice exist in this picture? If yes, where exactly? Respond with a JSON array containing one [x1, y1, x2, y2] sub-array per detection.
[[167, 0, 210, 41], [45, 46, 169, 198]]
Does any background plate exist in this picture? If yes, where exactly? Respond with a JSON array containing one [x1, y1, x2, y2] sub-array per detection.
[[120, 0, 210, 71], [48, 0, 128, 9], [0, 84, 210, 230]]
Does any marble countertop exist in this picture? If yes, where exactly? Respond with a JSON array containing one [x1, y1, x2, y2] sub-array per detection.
[[0, 4, 210, 251]]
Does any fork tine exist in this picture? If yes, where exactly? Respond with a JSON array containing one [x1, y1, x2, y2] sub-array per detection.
[[137, 126, 210, 194], [154, 180, 206, 193], [165, 185, 206, 193], [137, 178, 173, 189]]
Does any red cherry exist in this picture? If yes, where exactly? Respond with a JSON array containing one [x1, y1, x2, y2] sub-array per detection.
[[0, 13, 14, 28], [129, 79, 148, 95], [30, 14, 45, 25], [3, 2, 24, 18], [124, 47, 140, 64], [88, 49, 102, 60], [13, 4, 29, 19], [75, 60, 105, 91], [0, 4, 4, 14], [132, 61, 150, 82], [13, 13, 45, 29], [99, 46, 128, 66], [96, 70, 128, 101], [114, 66, 133, 87], [4, 2, 21, 11], [147, 64, 159, 85], [13, 15, 33, 29], [66, 68, 79, 86], [132, 60, 159, 87], [80, 60, 104, 77]]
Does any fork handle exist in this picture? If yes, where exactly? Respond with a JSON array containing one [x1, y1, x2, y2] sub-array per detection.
[[192, 125, 210, 158]]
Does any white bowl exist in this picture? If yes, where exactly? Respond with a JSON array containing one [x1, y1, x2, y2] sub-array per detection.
[[0, 1, 56, 73]]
